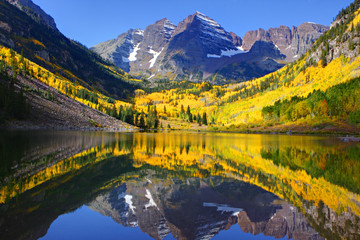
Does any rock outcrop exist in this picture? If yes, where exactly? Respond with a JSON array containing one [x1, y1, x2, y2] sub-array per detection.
[[130, 18, 176, 73], [242, 23, 329, 61], [5, 0, 57, 30], [92, 29, 144, 72]]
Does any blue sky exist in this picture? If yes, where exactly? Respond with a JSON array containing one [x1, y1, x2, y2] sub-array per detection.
[[33, 0, 354, 48]]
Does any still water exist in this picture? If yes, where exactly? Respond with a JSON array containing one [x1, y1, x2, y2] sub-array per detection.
[[0, 131, 359, 240]]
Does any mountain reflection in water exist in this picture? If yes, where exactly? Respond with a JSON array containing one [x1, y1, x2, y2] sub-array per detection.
[[0, 131, 359, 240]]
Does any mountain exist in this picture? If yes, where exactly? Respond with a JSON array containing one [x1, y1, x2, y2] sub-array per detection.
[[92, 18, 177, 77], [0, 0, 136, 99], [93, 12, 328, 84], [242, 22, 329, 62]]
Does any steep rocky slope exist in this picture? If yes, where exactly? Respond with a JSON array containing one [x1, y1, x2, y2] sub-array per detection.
[[242, 23, 329, 62], [92, 28, 144, 72]]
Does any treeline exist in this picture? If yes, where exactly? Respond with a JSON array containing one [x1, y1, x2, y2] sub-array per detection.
[[105, 104, 160, 129], [179, 104, 208, 126], [220, 74, 281, 105], [106, 103, 209, 129], [262, 77, 360, 123], [143, 80, 214, 95], [75, 88, 98, 104], [260, 145, 360, 194]]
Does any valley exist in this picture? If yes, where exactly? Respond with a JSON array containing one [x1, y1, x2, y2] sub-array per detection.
[[0, 1, 360, 239], [1, 0, 359, 134]]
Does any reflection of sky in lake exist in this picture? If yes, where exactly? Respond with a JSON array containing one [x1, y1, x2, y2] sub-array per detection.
[[41, 205, 288, 240], [40, 206, 155, 240]]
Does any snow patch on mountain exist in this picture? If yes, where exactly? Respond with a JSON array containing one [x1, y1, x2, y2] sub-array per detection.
[[149, 47, 164, 68], [195, 11, 232, 43], [195, 11, 221, 27], [129, 43, 140, 61], [207, 46, 247, 58], [145, 189, 159, 209], [203, 202, 243, 214], [201, 27, 231, 42], [164, 20, 176, 31], [134, 29, 144, 36], [124, 195, 136, 214]]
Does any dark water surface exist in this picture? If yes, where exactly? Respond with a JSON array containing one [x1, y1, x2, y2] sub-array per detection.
[[0, 131, 359, 240]]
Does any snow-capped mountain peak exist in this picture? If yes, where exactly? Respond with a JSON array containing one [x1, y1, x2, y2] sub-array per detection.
[[92, 12, 328, 84], [194, 11, 221, 28]]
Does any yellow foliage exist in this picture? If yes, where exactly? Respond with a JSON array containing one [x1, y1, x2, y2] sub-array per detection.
[[31, 39, 46, 48], [348, 8, 360, 30], [0, 46, 129, 117]]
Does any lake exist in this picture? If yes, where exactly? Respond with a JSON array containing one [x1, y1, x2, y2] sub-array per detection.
[[0, 131, 359, 240]]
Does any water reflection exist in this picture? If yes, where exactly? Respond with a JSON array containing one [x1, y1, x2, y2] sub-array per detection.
[[0, 131, 359, 240], [87, 177, 321, 240]]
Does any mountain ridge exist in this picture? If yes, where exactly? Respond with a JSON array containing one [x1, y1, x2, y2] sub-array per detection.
[[92, 11, 328, 84], [242, 22, 329, 62], [5, 0, 57, 30]]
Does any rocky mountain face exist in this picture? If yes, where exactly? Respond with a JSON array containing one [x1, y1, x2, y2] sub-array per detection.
[[88, 176, 322, 240], [153, 11, 249, 82], [306, 11, 360, 67], [5, 0, 57, 30], [92, 29, 144, 72], [242, 23, 329, 62], [93, 12, 328, 84], [237, 203, 323, 240], [129, 18, 176, 75]]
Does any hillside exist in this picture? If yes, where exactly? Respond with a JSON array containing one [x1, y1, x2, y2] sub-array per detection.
[[0, 46, 136, 130], [0, 0, 138, 99], [132, 0, 360, 134]]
